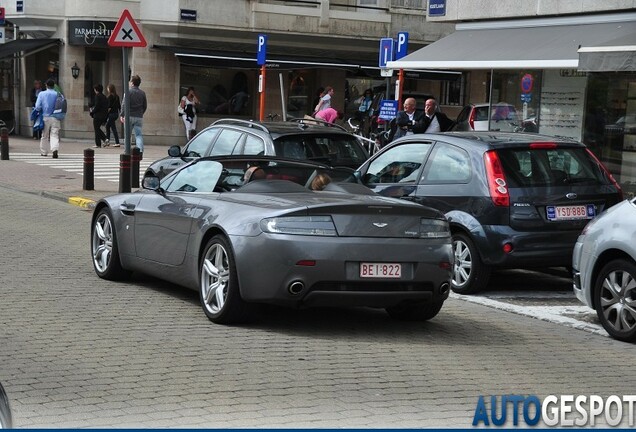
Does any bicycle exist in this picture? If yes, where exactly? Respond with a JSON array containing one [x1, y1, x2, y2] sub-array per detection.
[[0, 110, 15, 135], [347, 117, 380, 155]]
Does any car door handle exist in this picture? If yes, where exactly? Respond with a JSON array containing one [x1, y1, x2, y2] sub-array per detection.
[[119, 202, 135, 215]]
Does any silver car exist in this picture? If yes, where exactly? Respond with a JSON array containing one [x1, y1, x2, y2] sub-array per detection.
[[573, 197, 636, 342], [92, 156, 453, 324]]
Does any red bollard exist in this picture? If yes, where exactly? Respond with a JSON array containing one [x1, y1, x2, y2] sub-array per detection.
[[119, 153, 131, 193], [83, 148, 94, 190], [0, 127, 8, 160], [131, 147, 141, 188]]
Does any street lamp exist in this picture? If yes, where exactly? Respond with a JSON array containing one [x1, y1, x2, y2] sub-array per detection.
[[71, 63, 80, 80]]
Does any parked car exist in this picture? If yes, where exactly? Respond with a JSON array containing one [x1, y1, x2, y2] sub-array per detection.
[[145, 118, 369, 179], [353, 131, 623, 294], [572, 197, 636, 342], [92, 156, 453, 324], [454, 103, 522, 132], [0, 382, 12, 429]]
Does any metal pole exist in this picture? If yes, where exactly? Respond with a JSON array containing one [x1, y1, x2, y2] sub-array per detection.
[[397, 69, 404, 104], [279, 73, 286, 121], [122, 47, 131, 156], [259, 65, 266, 122], [385, 77, 391, 132], [487, 68, 494, 131], [120, 47, 131, 193]]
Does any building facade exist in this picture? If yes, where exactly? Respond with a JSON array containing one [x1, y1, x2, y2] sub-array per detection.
[[390, 0, 636, 197], [1, 0, 456, 145]]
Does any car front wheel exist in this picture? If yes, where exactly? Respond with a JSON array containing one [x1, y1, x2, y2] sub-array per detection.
[[594, 259, 636, 342], [199, 235, 249, 324], [92, 208, 129, 280], [451, 232, 491, 294]]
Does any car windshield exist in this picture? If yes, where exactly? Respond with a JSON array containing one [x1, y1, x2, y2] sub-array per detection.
[[273, 135, 368, 167], [497, 147, 610, 187]]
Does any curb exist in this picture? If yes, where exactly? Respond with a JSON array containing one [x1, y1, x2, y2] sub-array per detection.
[[40, 191, 96, 210]]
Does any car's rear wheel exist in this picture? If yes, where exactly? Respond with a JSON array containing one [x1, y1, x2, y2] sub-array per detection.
[[92, 208, 130, 280], [386, 300, 444, 321], [594, 259, 636, 342], [451, 232, 491, 294], [0, 382, 12, 429], [199, 235, 249, 324]]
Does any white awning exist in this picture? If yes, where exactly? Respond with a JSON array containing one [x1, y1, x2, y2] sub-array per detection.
[[388, 16, 636, 70], [578, 33, 636, 71]]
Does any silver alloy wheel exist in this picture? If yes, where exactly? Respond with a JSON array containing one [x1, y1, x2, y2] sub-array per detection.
[[92, 213, 113, 273], [201, 243, 230, 314], [452, 238, 472, 288], [599, 269, 636, 333]]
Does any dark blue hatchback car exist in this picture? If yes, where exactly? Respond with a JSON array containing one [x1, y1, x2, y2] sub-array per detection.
[[354, 131, 623, 294]]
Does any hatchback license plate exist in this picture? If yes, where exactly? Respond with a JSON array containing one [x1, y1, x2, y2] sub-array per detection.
[[360, 263, 402, 278], [547, 204, 595, 221]]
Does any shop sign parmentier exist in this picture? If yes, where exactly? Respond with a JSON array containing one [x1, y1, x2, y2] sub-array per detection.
[[68, 21, 117, 47]]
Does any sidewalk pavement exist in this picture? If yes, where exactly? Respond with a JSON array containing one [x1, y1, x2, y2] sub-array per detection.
[[0, 135, 169, 210]]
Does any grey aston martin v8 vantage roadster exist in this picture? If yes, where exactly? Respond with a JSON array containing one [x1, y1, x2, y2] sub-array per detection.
[[91, 156, 453, 324]]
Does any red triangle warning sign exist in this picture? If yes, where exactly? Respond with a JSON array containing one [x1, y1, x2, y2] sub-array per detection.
[[108, 9, 147, 48]]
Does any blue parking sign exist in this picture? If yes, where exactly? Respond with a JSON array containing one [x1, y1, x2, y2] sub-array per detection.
[[396, 32, 409, 60], [257, 34, 267, 66], [379, 38, 394, 68]]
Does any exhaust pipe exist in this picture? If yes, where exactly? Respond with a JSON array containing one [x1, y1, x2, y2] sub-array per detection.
[[439, 282, 450, 296], [288, 281, 305, 295]]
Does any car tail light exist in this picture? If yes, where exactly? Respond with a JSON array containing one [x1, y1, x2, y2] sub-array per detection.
[[483, 150, 509, 207], [585, 148, 624, 201], [468, 108, 476, 130], [529, 142, 557, 149]]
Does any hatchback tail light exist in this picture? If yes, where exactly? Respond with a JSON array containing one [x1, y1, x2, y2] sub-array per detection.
[[585, 148, 624, 201], [483, 150, 509, 207], [468, 108, 476, 130]]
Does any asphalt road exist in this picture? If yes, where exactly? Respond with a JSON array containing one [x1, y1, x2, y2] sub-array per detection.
[[1, 186, 635, 428]]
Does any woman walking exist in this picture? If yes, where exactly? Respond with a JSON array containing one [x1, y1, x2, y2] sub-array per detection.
[[180, 87, 200, 140]]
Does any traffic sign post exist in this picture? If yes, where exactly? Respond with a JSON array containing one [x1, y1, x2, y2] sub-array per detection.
[[395, 32, 409, 104], [108, 9, 147, 193], [257, 34, 267, 122], [379, 38, 394, 122]]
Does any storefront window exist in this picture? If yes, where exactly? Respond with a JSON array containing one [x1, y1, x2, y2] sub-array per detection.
[[84, 49, 107, 109], [179, 66, 254, 117], [489, 70, 543, 132], [583, 72, 636, 198]]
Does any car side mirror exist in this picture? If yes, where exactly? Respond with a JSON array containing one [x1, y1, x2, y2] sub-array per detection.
[[142, 174, 161, 191], [168, 145, 182, 157]]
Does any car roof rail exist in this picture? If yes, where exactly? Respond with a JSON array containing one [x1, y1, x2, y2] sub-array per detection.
[[287, 117, 348, 133], [212, 118, 270, 133]]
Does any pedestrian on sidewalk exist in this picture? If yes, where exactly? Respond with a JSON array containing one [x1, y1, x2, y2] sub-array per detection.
[[90, 84, 108, 148], [34, 79, 61, 159], [179, 86, 199, 141], [105, 84, 121, 147], [120, 74, 147, 155], [30, 80, 43, 140], [313, 86, 334, 116]]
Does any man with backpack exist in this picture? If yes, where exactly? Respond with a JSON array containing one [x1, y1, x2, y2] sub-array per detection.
[[34, 79, 63, 159]]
